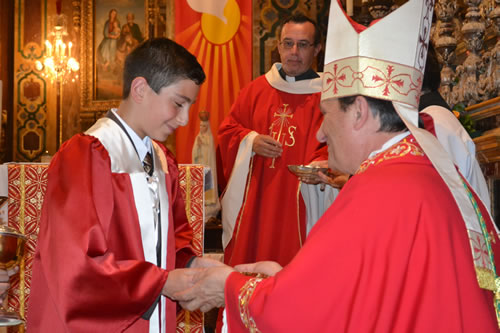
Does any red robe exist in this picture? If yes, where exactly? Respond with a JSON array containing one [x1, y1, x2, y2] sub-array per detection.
[[27, 133, 194, 332], [218, 68, 324, 267], [225, 135, 500, 332]]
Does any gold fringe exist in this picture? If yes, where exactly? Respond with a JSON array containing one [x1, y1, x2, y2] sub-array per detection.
[[185, 310, 191, 333], [476, 266, 496, 291]]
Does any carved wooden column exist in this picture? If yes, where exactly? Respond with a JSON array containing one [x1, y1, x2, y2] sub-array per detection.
[[453, 0, 486, 107], [434, 0, 458, 107], [357, 0, 373, 26], [484, 0, 500, 99], [367, 0, 393, 20]]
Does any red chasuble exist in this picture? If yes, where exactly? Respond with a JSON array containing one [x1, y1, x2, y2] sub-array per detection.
[[27, 134, 194, 332], [224, 135, 500, 332], [218, 70, 324, 267]]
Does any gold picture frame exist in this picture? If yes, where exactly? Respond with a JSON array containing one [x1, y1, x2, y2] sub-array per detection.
[[80, 0, 151, 112]]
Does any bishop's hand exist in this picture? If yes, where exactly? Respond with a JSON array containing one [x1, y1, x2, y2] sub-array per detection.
[[299, 160, 349, 190], [234, 261, 282, 277]]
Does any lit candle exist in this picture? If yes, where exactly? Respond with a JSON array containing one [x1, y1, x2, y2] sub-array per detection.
[[68, 42, 72, 58], [45, 40, 52, 57], [57, 40, 63, 59], [347, 0, 353, 16], [55, 40, 60, 59], [61, 43, 66, 58]]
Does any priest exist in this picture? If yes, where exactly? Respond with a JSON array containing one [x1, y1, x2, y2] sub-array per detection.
[[218, 13, 333, 269]]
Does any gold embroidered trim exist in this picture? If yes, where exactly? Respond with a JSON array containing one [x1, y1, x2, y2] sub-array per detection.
[[184, 166, 192, 222], [185, 310, 191, 332], [233, 156, 255, 245], [19, 165, 26, 320], [322, 57, 423, 108], [476, 266, 496, 291], [356, 138, 424, 174], [239, 277, 264, 333], [296, 183, 302, 248]]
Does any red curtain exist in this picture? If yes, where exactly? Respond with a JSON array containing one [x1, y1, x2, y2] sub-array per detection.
[[174, 0, 253, 164]]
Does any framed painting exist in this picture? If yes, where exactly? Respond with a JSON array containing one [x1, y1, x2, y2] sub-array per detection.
[[81, 0, 149, 112]]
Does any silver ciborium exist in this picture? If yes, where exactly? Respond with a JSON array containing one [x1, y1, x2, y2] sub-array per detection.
[[0, 225, 27, 326]]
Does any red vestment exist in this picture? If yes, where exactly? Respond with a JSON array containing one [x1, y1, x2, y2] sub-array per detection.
[[225, 135, 500, 332], [218, 65, 324, 267], [27, 130, 194, 332]]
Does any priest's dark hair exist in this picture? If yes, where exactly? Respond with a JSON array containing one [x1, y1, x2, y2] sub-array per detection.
[[278, 12, 321, 45], [122, 37, 206, 99], [339, 96, 407, 133]]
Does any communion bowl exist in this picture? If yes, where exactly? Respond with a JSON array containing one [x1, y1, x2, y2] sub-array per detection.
[[288, 164, 329, 178], [0, 226, 27, 270]]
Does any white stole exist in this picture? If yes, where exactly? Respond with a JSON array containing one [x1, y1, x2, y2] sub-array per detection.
[[86, 117, 169, 333]]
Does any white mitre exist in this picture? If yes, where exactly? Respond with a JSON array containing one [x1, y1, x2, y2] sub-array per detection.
[[323, 0, 500, 309]]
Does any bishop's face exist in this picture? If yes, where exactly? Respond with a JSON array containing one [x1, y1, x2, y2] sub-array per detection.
[[316, 98, 358, 174], [278, 21, 321, 77]]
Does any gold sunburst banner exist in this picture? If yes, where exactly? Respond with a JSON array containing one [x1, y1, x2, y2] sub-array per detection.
[[174, 0, 253, 164]]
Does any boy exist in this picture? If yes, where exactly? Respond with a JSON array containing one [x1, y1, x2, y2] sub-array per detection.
[[27, 38, 211, 332]]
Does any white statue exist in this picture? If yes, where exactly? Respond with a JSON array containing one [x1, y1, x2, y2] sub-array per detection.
[[192, 111, 220, 221]]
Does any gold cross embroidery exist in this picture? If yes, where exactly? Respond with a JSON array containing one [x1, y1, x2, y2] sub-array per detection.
[[269, 104, 293, 168]]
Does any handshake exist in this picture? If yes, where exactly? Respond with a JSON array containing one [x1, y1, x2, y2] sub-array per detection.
[[162, 257, 282, 312]]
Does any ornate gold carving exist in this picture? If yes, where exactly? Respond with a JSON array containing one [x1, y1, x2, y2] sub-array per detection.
[[72, 0, 81, 33]]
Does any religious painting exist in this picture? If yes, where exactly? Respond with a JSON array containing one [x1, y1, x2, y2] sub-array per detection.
[[253, 0, 331, 77], [81, 0, 148, 112]]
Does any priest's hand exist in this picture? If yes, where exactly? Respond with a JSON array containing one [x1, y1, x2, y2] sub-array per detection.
[[162, 268, 202, 300], [174, 265, 235, 312], [234, 261, 283, 277], [253, 135, 282, 158], [189, 256, 225, 268]]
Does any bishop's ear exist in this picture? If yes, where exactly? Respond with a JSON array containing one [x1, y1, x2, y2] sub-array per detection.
[[130, 77, 148, 103], [351, 96, 371, 131]]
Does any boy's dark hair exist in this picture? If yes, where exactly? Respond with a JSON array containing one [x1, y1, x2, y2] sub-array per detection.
[[339, 95, 407, 133], [278, 13, 321, 45], [122, 38, 206, 99]]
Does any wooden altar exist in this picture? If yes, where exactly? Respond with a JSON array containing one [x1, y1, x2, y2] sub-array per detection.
[[2, 163, 208, 332]]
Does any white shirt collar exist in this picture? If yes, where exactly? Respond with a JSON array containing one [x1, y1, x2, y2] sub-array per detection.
[[368, 131, 411, 158], [265, 63, 322, 94], [111, 108, 152, 161]]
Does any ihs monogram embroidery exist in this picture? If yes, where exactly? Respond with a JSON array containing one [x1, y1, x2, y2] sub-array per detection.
[[268, 104, 296, 168]]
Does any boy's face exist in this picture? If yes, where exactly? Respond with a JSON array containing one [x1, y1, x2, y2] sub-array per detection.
[[141, 79, 200, 141]]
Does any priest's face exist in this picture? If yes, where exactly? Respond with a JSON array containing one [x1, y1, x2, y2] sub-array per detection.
[[278, 21, 321, 77], [317, 98, 358, 174], [142, 79, 200, 141]]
